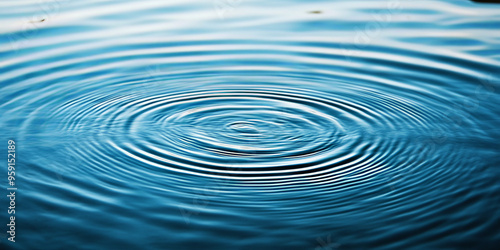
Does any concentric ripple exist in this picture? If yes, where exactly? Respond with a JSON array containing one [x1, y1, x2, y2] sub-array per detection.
[[1, 0, 500, 249]]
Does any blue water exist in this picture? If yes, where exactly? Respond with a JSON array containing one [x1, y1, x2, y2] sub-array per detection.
[[1, 0, 500, 249]]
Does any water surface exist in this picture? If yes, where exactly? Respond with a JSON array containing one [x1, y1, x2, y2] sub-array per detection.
[[1, 0, 500, 249]]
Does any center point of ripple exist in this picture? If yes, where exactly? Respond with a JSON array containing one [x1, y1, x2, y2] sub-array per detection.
[[226, 121, 261, 135]]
